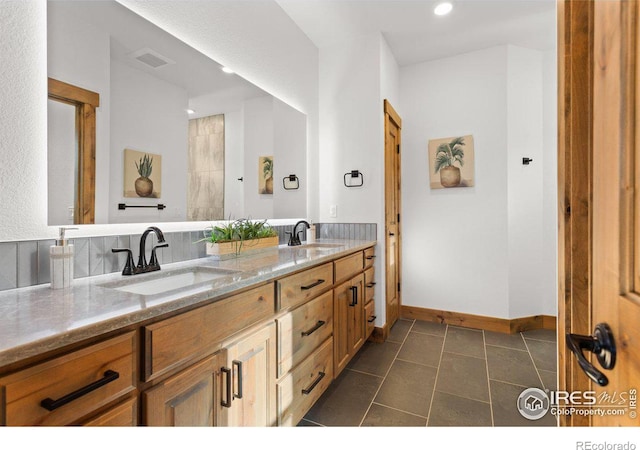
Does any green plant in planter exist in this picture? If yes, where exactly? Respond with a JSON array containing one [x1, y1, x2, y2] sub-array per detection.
[[134, 153, 154, 197], [199, 218, 278, 254], [434, 136, 465, 188]]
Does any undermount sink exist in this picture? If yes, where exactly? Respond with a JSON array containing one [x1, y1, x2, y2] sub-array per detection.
[[102, 266, 239, 296]]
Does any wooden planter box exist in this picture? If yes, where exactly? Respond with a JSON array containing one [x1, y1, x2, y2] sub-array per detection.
[[205, 236, 279, 260]]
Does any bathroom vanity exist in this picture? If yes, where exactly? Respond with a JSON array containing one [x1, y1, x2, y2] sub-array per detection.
[[0, 239, 376, 426]]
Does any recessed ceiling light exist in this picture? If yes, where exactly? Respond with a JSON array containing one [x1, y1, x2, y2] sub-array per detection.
[[186, 109, 195, 114], [221, 67, 234, 74], [434, 2, 453, 16]]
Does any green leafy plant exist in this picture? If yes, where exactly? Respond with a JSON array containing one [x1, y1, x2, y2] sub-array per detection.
[[434, 136, 465, 173], [136, 154, 153, 178], [262, 157, 273, 180], [199, 218, 277, 248]]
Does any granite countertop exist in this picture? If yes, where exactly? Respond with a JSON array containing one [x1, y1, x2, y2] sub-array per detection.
[[0, 239, 375, 369]]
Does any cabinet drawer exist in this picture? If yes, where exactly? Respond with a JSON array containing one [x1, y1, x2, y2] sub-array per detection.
[[334, 252, 363, 284], [0, 332, 136, 426], [144, 283, 274, 381], [276, 290, 333, 377], [83, 397, 138, 426], [277, 337, 333, 426], [364, 267, 375, 304], [277, 262, 333, 310], [364, 247, 376, 268], [365, 300, 376, 339]]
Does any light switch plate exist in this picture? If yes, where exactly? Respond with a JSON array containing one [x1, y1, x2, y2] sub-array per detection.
[[329, 205, 337, 218]]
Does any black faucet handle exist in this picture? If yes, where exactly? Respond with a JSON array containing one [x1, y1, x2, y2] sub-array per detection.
[[112, 248, 135, 276], [149, 243, 169, 268]]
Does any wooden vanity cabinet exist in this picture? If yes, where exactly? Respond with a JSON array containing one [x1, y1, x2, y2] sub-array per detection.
[[364, 266, 376, 339], [333, 272, 365, 377], [0, 332, 137, 426]]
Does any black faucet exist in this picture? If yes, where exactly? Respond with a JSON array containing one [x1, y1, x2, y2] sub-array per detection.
[[112, 226, 168, 275], [287, 220, 310, 246]]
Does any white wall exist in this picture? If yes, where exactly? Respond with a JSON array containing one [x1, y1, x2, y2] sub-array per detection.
[[400, 45, 556, 319], [318, 32, 399, 328], [0, 0, 318, 241], [108, 61, 189, 224], [400, 46, 511, 319]]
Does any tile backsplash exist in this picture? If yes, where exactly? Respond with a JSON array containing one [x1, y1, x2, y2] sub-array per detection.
[[0, 223, 376, 292]]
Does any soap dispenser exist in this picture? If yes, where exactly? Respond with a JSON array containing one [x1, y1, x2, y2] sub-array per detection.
[[50, 227, 78, 289], [307, 221, 316, 244]]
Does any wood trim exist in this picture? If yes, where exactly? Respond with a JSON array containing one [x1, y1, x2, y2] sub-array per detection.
[[383, 99, 402, 128], [48, 78, 98, 224], [557, 0, 594, 427], [401, 305, 556, 334], [368, 323, 389, 344]]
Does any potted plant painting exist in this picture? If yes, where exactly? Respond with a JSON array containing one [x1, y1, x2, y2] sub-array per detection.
[[434, 136, 466, 188], [261, 156, 274, 194], [135, 153, 154, 197], [200, 218, 279, 259]]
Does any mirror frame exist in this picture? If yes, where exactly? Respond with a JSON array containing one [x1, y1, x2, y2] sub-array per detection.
[[48, 77, 99, 224]]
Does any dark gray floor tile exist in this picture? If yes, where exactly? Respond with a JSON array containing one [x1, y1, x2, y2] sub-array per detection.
[[539, 369, 557, 391], [362, 404, 427, 427], [428, 391, 492, 426], [490, 380, 558, 427], [347, 340, 400, 377], [525, 338, 558, 372], [296, 419, 321, 426], [521, 329, 557, 342], [303, 368, 382, 426], [396, 332, 444, 367], [435, 352, 489, 402], [444, 326, 485, 358], [486, 345, 543, 388], [387, 319, 413, 343], [485, 330, 527, 350], [411, 320, 447, 337], [374, 359, 437, 417]]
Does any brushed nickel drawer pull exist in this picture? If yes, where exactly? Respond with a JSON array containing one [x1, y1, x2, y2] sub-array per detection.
[[221, 367, 232, 408], [301, 320, 326, 337], [40, 370, 119, 411], [301, 279, 325, 290], [302, 371, 326, 395], [368, 315, 377, 323], [366, 282, 376, 288]]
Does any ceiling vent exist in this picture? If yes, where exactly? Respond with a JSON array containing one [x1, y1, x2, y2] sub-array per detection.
[[128, 48, 175, 69]]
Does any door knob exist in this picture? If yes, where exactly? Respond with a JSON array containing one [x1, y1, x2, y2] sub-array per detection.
[[566, 323, 616, 386]]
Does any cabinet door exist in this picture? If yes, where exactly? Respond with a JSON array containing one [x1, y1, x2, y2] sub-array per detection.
[[333, 273, 364, 377], [222, 322, 276, 427], [143, 352, 226, 426]]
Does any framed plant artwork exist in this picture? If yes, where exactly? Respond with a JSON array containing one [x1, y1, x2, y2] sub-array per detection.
[[124, 148, 162, 198], [428, 135, 475, 189], [259, 156, 274, 194]]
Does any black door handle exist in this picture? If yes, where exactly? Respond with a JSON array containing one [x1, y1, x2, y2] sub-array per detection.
[[566, 323, 616, 386]]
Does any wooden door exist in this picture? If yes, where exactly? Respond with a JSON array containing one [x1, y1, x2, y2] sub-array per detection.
[[560, 0, 640, 426], [223, 322, 276, 427], [143, 352, 226, 426], [384, 99, 402, 329]]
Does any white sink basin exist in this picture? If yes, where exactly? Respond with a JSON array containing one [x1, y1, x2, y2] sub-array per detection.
[[103, 267, 239, 296]]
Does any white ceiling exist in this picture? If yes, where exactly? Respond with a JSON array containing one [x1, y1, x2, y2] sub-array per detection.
[[275, 0, 557, 66]]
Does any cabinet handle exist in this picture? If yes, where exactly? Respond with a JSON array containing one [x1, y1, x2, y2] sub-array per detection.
[[366, 282, 376, 288], [301, 279, 325, 290], [233, 360, 243, 399], [301, 320, 326, 337], [40, 370, 119, 411], [368, 315, 377, 323], [221, 367, 232, 408], [302, 371, 326, 395], [366, 255, 376, 260], [349, 286, 358, 306]]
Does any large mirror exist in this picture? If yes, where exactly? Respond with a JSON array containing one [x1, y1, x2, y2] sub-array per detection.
[[47, 0, 307, 225]]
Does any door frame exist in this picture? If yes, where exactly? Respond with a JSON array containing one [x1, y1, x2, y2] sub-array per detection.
[[383, 99, 402, 333]]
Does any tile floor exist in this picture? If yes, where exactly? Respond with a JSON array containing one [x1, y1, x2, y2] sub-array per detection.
[[299, 318, 558, 427]]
